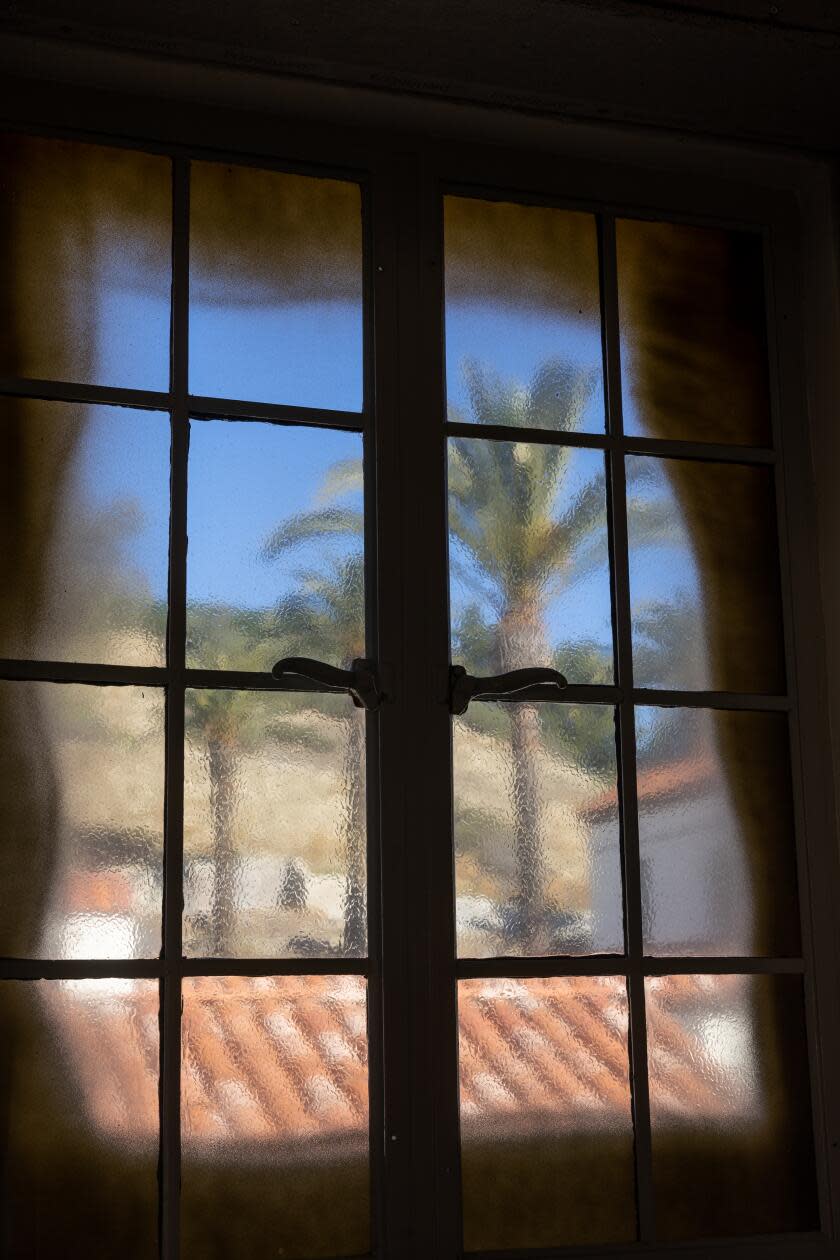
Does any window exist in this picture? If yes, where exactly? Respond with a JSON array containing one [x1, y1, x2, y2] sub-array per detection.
[[0, 125, 836, 1259]]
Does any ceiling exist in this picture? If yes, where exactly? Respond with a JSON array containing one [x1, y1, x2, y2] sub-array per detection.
[[1, 0, 838, 151]]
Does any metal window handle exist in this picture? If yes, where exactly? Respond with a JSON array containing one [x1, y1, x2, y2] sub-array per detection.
[[271, 656, 384, 711], [449, 664, 567, 715]]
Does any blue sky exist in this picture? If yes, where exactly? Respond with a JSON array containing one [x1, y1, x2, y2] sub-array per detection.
[[80, 280, 700, 676]]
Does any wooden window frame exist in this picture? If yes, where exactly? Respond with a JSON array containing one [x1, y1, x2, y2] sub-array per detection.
[[1, 74, 839, 1260]]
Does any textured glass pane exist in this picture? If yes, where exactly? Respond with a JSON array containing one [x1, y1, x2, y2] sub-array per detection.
[[617, 218, 770, 445], [184, 690, 366, 958], [182, 975, 369, 1259], [0, 398, 169, 666], [445, 197, 604, 432], [627, 455, 785, 692], [637, 707, 800, 956], [646, 974, 817, 1239], [190, 161, 363, 410], [449, 439, 613, 684], [0, 681, 164, 958], [187, 420, 364, 674], [0, 978, 159, 1257], [454, 702, 622, 956], [0, 133, 170, 389], [459, 976, 635, 1250]]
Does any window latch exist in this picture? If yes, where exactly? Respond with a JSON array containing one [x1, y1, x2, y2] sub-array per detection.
[[449, 664, 567, 715], [271, 656, 385, 711]]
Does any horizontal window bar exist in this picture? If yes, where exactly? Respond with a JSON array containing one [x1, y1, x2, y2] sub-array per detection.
[[190, 395, 365, 430], [0, 379, 367, 432], [184, 667, 357, 695], [0, 957, 369, 980], [471, 683, 621, 706], [446, 420, 610, 449], [456, 956, 804, 980], [643, 956, 805, 975], [633, 688, 790, 711], [179, 957, 369, 977], [625, 434, 775, 465], [0, 376, 169, 410], [0, 659, 169, 685], [0, 959, 161, 979], [457, 957, 627, 979], [445, 419, 776, 465]]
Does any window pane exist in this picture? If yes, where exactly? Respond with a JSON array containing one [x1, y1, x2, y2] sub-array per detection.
[[637, 707, 800, 956], [646, 974, 817, 1239], [189, 161, 363, 410], [184, 690, 366, 958], [627, 455, 785, 692], [186, 420, 364, 674], [617, 218, 770, 445], [449, 439, 613, 684], [0, 398, 169, 666], [0, 681, 164, 959], [459, 976, 635, 1250], [181, 974, 369, 1258], [0, 978, 159, 1257], [0, 133, 171, 389], [445, 196, 605, 432], [454, 702, 622, 956]]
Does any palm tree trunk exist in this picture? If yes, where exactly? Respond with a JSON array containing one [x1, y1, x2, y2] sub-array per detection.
[[499, 599, 550, 951], [508, 701, 547, 950], [207, 734, 239, 956], [341, 711, 366, 955]]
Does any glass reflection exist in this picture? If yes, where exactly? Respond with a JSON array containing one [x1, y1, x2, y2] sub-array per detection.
[[454, 702, 622, 956], [181, 974, 369, 1259], [0, 133, 171, 389], [0, 681, 164, 959], [0, 398, 170, 666], [0, 978, 159, 1257], [637, 707, 800, 956], [459, 976, 635, 1250], [449, 439, 613, 685], [617, 218, 771, 446], [646, 974, 817, 1239], [190, 161, 363, 411], [627, 455, 785, 693], [184, 690, 366, 959], [444, 196, 605, 432], [186, 419, 364, 674]]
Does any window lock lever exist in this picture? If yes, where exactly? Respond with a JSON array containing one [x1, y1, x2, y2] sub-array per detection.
[[271, 656, 384, 711]]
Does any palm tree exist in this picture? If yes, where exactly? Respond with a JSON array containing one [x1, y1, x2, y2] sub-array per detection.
[[449, 358, 615, 951], [262, 459, 367, 956]]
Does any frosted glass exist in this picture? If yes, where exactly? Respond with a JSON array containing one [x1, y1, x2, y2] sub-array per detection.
[[637, 707, 800, 956], [617, 218, 771, 446], [0, 681, 164, 959], [186, 420, 364, 674], [190, 160, 363, 410], [0, 978, 159, 1257], [646, 974, 817, 1239], [184, 690, 366, 958], [449, 439, 613, 685], [0, 133, 171, 389], [0, 398, 170, 666], [445, 196, 605, 432], [627, 455, 785, 692], [459, 976, 635, 1250], [181, 974, 369, 1258], [454, 702, 622, 956]]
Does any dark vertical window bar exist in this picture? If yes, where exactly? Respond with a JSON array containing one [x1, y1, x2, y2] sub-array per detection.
[[161, 155, 190, 1260], [599, 212, 655, 1243]]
